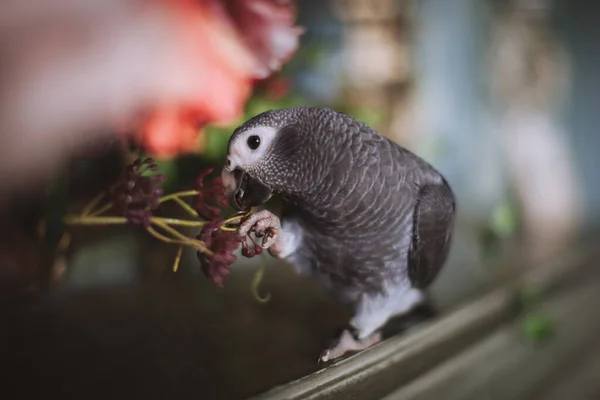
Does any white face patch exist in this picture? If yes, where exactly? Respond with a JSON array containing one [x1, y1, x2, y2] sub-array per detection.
[[226, 126, 278, 171]]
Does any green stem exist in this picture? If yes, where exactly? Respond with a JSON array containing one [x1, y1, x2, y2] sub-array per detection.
[[221, 211, 254, 231], [251, 264, 271, 303], [224, 211, 253, 225], [81, 192, 106, 216], [153, 217, 205, 227], [171, 196, 200, 218], [172, 246, 184, 272], [64, 215, 127, 225], [146, 226, 189, 246], [159, 190, 200, 203], [89, 203, 113, 217], [64, 215, 207, 228], [152, 220, 211, 255]]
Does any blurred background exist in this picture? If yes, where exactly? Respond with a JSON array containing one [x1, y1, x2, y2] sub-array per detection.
[[1, 0, 599, 399]]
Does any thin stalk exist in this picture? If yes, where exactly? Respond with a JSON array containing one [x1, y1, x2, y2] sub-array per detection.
[[171, 196, 199, 218], [224, 211, 253, 225], [172, 246, 184, 272], [81, 192, 106, 216], [159, 190, 200, 203], [64, 215, 207, 228], [146, 226, 188, 246], [64, 216, 127, 225], [153, 217, 205, 227], [89, 203, 113, 217], [152, 220, 211, 255], [251, 264, 271, 303]]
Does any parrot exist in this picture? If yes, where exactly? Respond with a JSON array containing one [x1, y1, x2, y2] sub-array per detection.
[[220, 106, 456, 363]]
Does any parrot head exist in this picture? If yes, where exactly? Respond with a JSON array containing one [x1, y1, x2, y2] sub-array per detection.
[[221, 107, 337, 210], [221, 135, 275, 211], [221, 109, 295, 210]]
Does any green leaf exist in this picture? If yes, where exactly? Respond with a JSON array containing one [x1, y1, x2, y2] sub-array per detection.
[[522, 312, 554, 342], [204, 126, 234, 161], [490, 202, 518, 238]]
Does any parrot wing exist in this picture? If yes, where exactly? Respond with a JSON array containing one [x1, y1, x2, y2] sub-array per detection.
[[407, 179, 455, 289]]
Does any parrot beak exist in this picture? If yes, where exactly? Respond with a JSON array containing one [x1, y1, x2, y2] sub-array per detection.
[[221, 167, 273, 210]]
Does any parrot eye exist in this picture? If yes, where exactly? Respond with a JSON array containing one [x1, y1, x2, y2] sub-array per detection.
[[247, 135, 261, 150]]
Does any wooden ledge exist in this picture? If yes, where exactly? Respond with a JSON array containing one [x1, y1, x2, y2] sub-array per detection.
[[251, 240, 598, 400]]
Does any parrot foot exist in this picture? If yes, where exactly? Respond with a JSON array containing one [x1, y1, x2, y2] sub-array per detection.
[[238, 209, 281, 251], [318, 329, 382, 364]]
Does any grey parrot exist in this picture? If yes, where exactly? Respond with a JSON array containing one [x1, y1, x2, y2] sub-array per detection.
[[220, 106, 456, 363]]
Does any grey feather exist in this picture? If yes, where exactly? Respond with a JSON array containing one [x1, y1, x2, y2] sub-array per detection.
[[230, 106, 456, 301], [407, 179, 455, 289]]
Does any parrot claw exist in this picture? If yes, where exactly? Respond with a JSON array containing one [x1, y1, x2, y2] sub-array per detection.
[[238, 210, 281, 253], [318, 330, 382, 365], [260, 229, 276, 248], [318, 350, 331, 365]]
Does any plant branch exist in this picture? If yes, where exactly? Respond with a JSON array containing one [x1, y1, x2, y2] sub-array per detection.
[[81, 192, 106, 216], [152, 217, 205, 227], [89, 203, 113, 216], [171, 196, 200, 218], [221, 211, 254, 231], [64, 215, 127, 225], [152, 220, 211, 255], [64, 215, 207, 228], [146, 226, 188, 246], [252, 264, 271, 303], [159, 190, 200, 203], [172, 246, 184, 272]]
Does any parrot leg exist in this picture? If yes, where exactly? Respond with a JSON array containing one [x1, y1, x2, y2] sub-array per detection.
[[318, 330, 382, 363], [238, 210, 284, 256], [319, 286, 424, 364]]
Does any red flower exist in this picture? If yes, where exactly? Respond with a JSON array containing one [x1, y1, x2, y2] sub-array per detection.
[[109, 158, 166, 227], [240, 230, 265, 257], [139, 0, 303, 157], [193, 168, 231, 220], [197, 219, 242, 287]]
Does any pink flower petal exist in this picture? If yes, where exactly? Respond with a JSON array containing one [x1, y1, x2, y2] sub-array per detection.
[[137, 0, 302, 157], [223, 0, 304, 78]]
